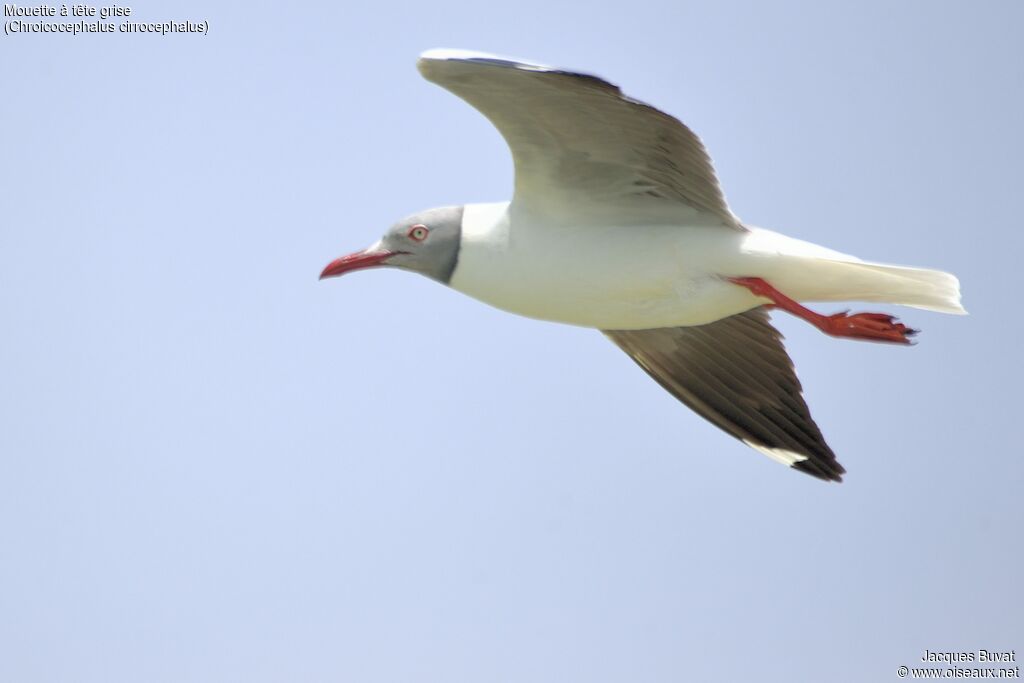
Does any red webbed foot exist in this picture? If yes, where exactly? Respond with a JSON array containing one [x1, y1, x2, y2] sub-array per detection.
[[822, 311, 918, 344], [728, 276, 918, 345]]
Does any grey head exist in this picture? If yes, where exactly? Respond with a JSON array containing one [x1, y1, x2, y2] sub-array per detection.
[[319, 205, 463, 284]]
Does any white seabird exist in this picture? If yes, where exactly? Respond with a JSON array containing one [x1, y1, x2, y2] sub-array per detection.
[[321, 49, 965, 482]]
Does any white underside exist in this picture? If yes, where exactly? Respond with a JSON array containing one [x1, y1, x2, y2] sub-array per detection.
[[448, 202, 965, 330]]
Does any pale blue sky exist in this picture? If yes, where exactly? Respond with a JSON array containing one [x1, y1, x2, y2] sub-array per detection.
[[2, 1, 1022, 681]]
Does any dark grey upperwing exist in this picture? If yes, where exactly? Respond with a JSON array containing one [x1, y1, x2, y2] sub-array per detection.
[[417, 49, 741, 229], [604, 309, 845, 482]]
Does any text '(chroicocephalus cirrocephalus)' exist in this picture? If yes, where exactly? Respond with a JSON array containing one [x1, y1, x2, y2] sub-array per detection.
[[321, 49, 965, 482]]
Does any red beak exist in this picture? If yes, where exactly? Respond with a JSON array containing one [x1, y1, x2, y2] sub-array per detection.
[[319, 248, 396, 280]]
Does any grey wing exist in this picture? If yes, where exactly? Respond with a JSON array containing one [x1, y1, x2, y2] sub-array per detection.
[[418, 49, 741, 229], [604, 309, 845, 482]]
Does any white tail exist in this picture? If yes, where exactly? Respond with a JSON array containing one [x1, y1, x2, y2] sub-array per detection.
[[744, 228, 967, 315], [808, 259, 966, 314]]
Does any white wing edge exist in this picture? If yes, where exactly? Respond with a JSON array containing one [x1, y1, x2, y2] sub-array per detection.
[[419, 48, 555, 72]]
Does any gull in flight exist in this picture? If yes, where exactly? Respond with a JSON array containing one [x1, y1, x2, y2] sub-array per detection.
[[321, 49, 965, 482]]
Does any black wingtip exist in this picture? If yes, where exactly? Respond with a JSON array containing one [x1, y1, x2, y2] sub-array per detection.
[[793, 459, 846, 483]]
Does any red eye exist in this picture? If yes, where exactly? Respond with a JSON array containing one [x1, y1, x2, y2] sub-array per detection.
[[408, 224, 429, 241]]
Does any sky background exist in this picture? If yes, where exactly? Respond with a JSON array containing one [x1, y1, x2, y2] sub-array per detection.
[[2, 1, 1022, 681]]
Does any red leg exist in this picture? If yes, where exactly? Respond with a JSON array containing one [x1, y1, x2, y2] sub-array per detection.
[[729, 277, 917, 344]]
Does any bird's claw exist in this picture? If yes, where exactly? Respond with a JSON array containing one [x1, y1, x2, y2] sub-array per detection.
[[823, 311, 918, 344]]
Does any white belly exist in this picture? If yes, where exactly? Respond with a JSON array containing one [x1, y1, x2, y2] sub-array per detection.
[[448, 203, 762, 330]]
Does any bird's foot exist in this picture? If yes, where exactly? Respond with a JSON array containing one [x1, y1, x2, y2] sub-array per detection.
[[728, 276, 918, 345], [821, 311, 917, 344]]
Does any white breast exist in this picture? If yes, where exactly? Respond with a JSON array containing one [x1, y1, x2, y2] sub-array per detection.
[[449, 203, 758, 330]]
